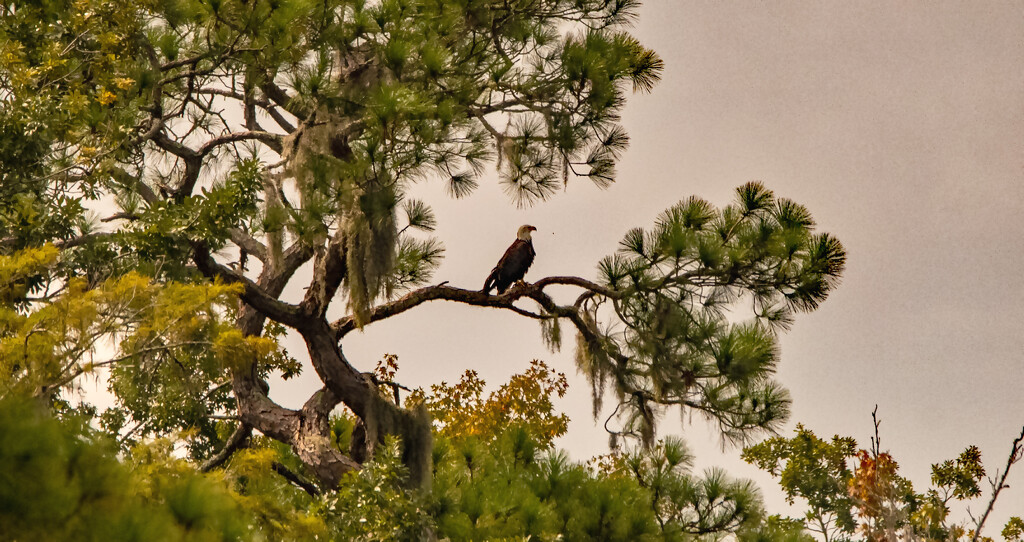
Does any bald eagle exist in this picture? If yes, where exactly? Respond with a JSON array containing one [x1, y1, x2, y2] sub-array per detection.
[[483, 225, 537, 294]]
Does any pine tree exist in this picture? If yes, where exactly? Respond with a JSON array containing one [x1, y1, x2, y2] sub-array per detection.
[[0, 0, 843, 495]]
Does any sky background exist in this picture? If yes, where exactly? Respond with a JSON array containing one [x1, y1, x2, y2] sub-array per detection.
[[244, 0, 1024, 532]]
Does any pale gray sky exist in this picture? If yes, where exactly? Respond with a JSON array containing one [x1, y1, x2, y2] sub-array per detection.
[[264, 1, 1024, 532]]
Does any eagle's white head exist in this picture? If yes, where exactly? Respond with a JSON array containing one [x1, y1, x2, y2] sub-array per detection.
[[517, 224, 537, 241]]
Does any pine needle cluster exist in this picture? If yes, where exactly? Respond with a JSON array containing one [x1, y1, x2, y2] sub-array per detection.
[[580, 182, 846, 446]]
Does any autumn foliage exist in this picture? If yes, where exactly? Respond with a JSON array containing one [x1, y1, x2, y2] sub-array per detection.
[[406, 359, 570, 444], [848, 450, 910, 542]]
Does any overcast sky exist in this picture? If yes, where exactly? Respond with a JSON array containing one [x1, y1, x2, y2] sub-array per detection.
[[258, 1, 1024, 531]]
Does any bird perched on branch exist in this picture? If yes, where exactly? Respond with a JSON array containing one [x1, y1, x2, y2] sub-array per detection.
[[483, 225, 537, 294]]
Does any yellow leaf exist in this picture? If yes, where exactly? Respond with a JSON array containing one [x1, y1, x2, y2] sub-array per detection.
[[97, 88, 117, 105], [114, 77, 135, 90]]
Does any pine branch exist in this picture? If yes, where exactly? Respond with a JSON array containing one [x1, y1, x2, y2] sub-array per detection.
[[329, 277, 620, 339], [260, 80, 310, 120]]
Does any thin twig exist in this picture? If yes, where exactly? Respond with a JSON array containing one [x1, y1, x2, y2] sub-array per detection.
[[870, 404, 881, 458], [971, 425, 1024, 542]]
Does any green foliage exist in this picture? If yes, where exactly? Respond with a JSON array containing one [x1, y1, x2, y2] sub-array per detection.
[[0, 2, 857, 540], [738, 515, 819, 542], [1, 0, 663, 319], [1004, 517, 1024, 542], [430, 428, 660, 541], [0, 247, 295, 459], [332, 359, 774, 542], [616, 437, 767, 538], [126, 156, 266, 253], [742, 424, 858, 542], [326, 427, 770, 542], [388, 236, 445, 291], [213, 441, 328, 541], [0, 243, 59, 305], [0, 396, 252, 541], [587, 182, 846, 445], [909, 444, 988, 542], [0, 0, 147, 248], [319, 436, 432, 541], [931, 445, 985, 500]]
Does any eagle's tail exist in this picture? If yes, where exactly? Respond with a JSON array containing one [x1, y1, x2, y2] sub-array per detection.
[[482, 268, 498, 294]]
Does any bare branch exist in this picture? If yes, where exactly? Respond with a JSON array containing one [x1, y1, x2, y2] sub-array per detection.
[[533, 276, 622, 298], [196, 87, 297, 132], [329, 277, 622, 371], [191, 242, 305, 328], [299, 323, 375, 420], [264, 104, 297, 134], [200, 422, 252, 472], [101, 212, 139, 223], [160, 50, 217, 72], [227, 228, 268, 263], [196, 87, 247, 101], [54, 232, 113, 249], [971, 425, 1024, 542], [150, 129, 200, 160], [260, 80, 310, 120], [330, 282, 530, 338], [197, 129, 283, 156]]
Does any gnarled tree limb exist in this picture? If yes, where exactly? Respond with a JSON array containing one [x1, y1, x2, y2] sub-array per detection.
[[191, 242, 305, 329]]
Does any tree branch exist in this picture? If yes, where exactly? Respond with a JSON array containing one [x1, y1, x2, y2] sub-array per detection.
[[148, 124, 281, 201], [260, 80, 310, 120], [227, 228, 268, 263], [54, 232, 113, 249], [272, 461, 321, 497], [533, 276, 622, 298], [101, 212, 140, 222], [971, 425, 1024, 542], [329, 278, 624, 370], [300, 229, 347, 318], [108, 166, 159, 204], [197, 86, 296, 133], [150, 129, 200, 160], [200, 422, 252, 472], [197, 129, 283, 156], [191, 242, 305, 328], [299, 322, 375, 420], [329, 282, 542, 339]]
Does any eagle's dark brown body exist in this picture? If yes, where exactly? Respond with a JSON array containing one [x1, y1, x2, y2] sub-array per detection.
[[483, 226, 536, 294]]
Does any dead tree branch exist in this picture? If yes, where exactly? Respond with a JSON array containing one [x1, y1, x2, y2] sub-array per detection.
[[971, 425, 1024, 542]]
